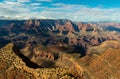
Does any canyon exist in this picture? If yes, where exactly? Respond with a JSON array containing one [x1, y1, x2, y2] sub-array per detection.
[[0, 19, 120, 79]]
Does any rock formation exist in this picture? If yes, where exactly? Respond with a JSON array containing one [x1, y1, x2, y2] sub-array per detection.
[[0, 43, 85, 79]]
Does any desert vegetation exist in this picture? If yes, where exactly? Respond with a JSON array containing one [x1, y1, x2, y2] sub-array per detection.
[[0, 43, 85, 79]]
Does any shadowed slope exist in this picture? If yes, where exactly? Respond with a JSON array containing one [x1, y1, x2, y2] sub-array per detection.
[[0, 43, 85, 79]]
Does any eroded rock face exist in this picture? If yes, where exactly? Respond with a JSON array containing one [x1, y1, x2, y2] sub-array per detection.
[[21, 44, 57, 67], [82, 48, 120, 79], [87, 40, 120, 55], [77, 40, 120, 79], [0, 19, 120, 79], [0, 43, 85, 79], [77, 23, 94, 32], [0, 43, 36, 79], [56, 21, 76, 35], [0, 19, 120, 60]]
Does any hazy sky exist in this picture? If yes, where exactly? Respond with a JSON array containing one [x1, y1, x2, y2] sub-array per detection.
[[0, 0, 120, 22]]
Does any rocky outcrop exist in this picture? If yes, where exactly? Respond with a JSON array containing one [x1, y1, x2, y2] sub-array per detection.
[[0, 43, 85, 79], [25, 19, 33, 26], [56, 21, 76, 35], [87, 48, 120, 79], [87, 40, 120, 55], [77, 23, 94, 32], [0, 19, 120, 54], [0, 19, 120, 79]]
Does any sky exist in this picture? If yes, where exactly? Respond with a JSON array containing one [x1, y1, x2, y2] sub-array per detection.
[[0, 0, 120, 22]]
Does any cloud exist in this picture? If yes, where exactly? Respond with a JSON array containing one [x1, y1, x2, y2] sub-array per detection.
[[35, 0, 52, 2], [0, 1, 120, 22], [17, 0, 30, 2], [31, 3, 41, 6], [3, 0, 30, 2], [3, 0, 17, 2], [52, 3, 85, 7], [0, 1, 31, 19]]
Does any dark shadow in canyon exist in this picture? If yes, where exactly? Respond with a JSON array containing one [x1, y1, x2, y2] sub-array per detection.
[[13, 44, 41, 69]]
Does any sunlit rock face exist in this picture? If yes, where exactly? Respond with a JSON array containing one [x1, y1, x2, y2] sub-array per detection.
[[0, 19, 120, 79], [0, 43, 85, 79]]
